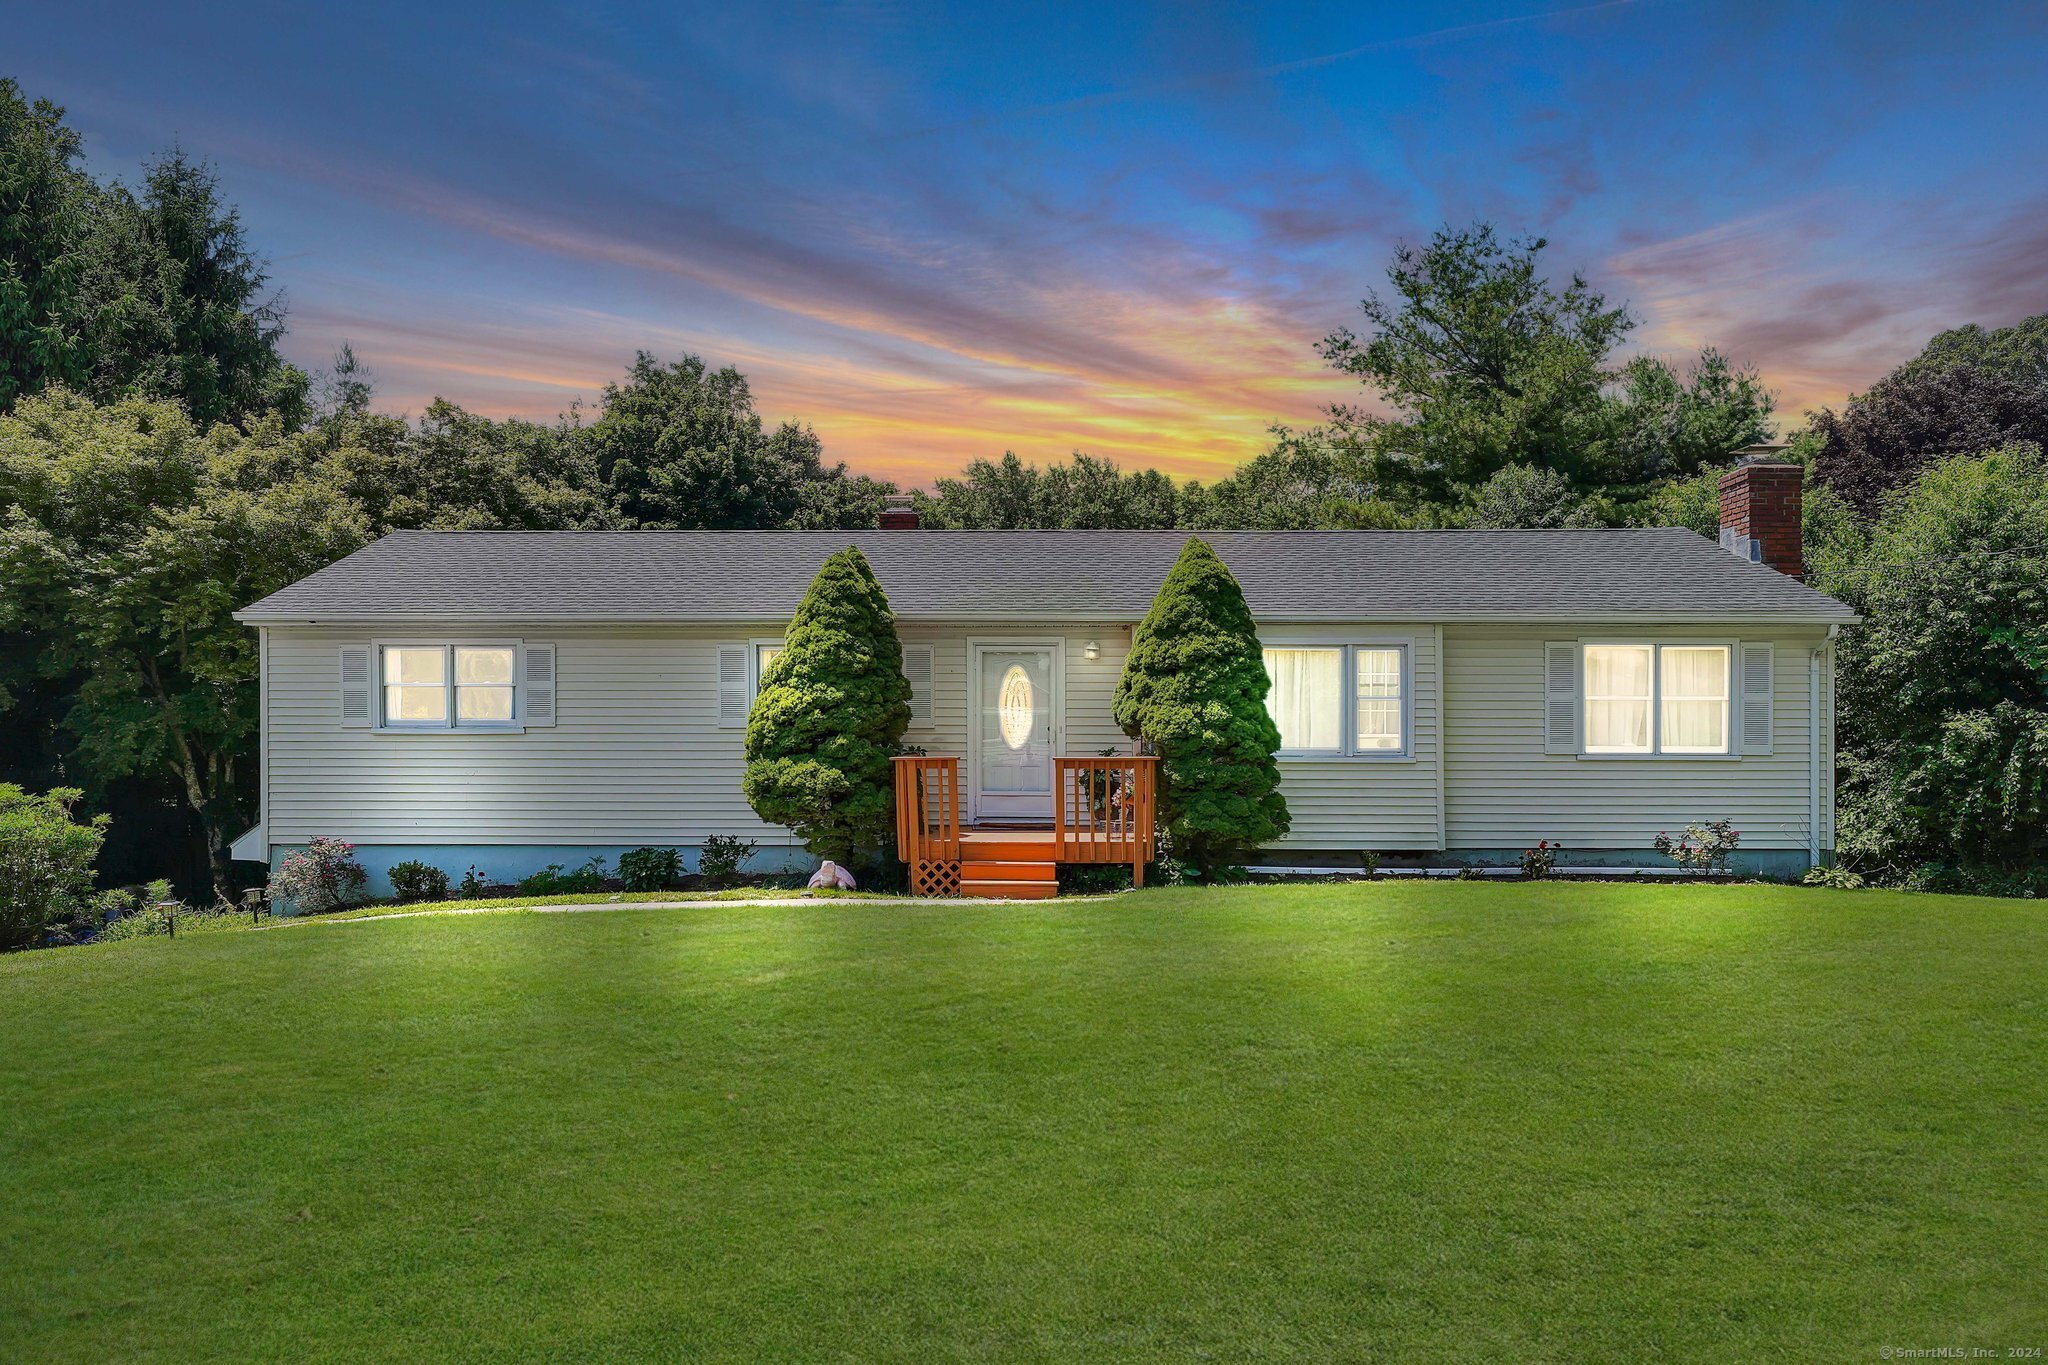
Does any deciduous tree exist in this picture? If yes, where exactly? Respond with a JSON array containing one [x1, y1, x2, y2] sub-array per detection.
[[589, 352, 891, 529], [1819, 445, 2048, 887], [0, 391, 368, 898], [914, 451, 1181, 529], [1811, 363, 2048, 516], [1318, 224, 1633, 499]]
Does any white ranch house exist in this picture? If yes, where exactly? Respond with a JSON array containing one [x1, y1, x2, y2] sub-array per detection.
[[232, 455, 1856, 894]]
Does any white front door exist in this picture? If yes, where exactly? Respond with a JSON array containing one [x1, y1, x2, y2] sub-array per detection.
[[971, 643, 1061, 822]]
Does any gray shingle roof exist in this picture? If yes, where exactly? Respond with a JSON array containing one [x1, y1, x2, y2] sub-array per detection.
[[236, 528, 1858, 624]]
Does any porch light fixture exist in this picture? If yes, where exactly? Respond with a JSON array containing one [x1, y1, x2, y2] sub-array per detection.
[[1083, 640, 1101, 661]]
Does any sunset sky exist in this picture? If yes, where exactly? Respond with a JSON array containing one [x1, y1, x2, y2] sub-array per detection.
[[13, 1, 2048, 484]]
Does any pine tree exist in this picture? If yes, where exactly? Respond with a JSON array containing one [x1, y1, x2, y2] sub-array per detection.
[[1113, 537, 1289, 876], [743, 547, 912, 867], [0, 78, 90, 408]]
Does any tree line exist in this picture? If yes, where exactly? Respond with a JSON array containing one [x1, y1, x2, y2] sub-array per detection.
[[3, 75, 2044, 902]]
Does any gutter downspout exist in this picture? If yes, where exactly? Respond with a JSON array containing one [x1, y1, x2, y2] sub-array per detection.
[[1809, 625, 1837, 868]]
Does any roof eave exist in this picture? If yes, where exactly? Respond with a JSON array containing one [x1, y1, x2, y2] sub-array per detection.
[[235, 608, 1860, 627]]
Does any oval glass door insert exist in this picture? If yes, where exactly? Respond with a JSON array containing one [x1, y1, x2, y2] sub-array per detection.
[[998, 664, 1035, 749]]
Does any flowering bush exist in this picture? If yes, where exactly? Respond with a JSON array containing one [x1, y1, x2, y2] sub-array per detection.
[[1655, 820, 1741, 875], [271, 837, 368, 913], [1519, 840, 1560, 879]]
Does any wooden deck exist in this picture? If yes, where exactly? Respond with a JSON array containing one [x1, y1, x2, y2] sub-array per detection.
[[893, 756, 1158, 899]]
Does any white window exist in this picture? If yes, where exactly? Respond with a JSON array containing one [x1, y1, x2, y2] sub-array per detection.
[[1584, 644, 1653, 753], [379, 644, 520, 729], [456, 647, 516, 723], [1355, 647, 1404, 751], [1583, 643, 1729, 756], [1263, 644, 1409, 757], [1264, 647, 1343, 753], [1659, 646, 1730, 754], [383, 646, 448, 727], [755, 644, 783, 688]]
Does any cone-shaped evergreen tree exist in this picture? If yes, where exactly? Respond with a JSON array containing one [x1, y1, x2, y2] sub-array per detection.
[[1113, 537, 1289, 876], [743, 546, 911, 866]]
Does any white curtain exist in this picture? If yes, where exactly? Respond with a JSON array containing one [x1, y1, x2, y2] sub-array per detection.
[[1585, 645, 1652, 752], [1264, 648, 1341, 751], [1660, 646, 1728, 752]]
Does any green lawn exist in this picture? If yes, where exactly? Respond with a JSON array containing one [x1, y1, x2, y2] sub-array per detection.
[[2, 884, 2042, 1361]]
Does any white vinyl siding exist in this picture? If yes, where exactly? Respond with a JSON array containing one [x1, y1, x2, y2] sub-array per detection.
[[265, 623, 1134, 849], [1260, 626, 1439, 850], [261, 619, 1827, 858], [1444, 626, 1827, 850]]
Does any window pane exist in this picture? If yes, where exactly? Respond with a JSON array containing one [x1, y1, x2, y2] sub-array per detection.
[[1659, 647, 1727, 699], [384, 647, 445, 686], [757, 645, 782, 681], [1660, 645, 1728, 752], [1587, 699, 1651, 750], [1356, 649, 1400, 696], [386, 685, 447, 722], [458, 685, 514, 721], [1584, 645, 1653, 753], [1662, 699, 1725, 751], [1355, 648, 1403, 750], [1356, 698, 1402, 750], [1263, 648, 1342, 752], [455, 647, 514, 685], [1584, 645, 1651, 699]]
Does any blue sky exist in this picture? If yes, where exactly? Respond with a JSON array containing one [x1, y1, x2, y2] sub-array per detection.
[[12, 1, 2048, 482]]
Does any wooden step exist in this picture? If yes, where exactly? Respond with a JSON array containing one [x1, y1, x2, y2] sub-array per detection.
[[961, 860, 1056, 882], [960, 878, 1059, 900], [958, 835, 1059, 861]]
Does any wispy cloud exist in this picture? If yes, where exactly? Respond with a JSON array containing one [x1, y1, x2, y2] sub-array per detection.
[[22, 0, 2043, 483], [897, 0, 1644, 137]]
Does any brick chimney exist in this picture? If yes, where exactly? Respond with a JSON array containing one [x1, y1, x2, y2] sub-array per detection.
[[879, 493, 920, 530], [1718, 444, 1803, 579]]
